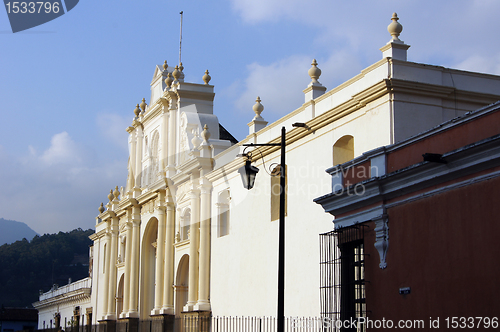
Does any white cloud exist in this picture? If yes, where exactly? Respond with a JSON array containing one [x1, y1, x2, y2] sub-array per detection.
[[233, 55, 312, 118], [40, 131, 82, 166], [454, 54, 500, 76], [0, 132, 127, 234], [231, 0, 311, 24], [228, 50, 361, 121]]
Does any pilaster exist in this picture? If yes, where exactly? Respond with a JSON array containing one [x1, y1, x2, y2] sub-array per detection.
[[127, 205, 141, 318], [152, 191, 166, 315], [120, 218, 132, 318], [134, 128, 143, 197], [161, 189, 175, 315], [166, 95, 178, 178], [184, 186, 200, 312], [101, 230, 111, 319], [194, 176, 211, 311], [106, 215, 119, 320]]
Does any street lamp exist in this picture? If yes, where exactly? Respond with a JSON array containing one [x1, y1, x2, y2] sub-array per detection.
[[239, 123, 305, 332], [238, 159, 260, 190]]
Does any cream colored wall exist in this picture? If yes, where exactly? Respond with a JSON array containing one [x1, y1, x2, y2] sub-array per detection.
[[208, 97, 395, 316], [92, 227, 107, 323]]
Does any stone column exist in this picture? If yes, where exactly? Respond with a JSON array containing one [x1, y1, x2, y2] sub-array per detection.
[[101, 230, 111, 319], [161, 189, 175, 314], [121, 215, 132, 317], [135, 128, 143, 195], [127, 206, 141, 318], [160, 107, 169, 172], [127, 128, 136, 194], [195, 178, 211, 311], [167, 99, 177, 176], [184, 187, 200, 311], [106, 216, 119, 319], [152, 191, 166, 315]]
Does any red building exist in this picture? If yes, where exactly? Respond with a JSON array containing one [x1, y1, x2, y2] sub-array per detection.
[[315, 101, 500, 331]]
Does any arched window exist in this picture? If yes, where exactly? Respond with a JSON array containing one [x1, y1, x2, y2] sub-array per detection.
[[333, 135, 354, 165], [217, 189, 230, 237]]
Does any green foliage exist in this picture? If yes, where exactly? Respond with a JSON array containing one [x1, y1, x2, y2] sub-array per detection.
[[0, 228, 94, 307]]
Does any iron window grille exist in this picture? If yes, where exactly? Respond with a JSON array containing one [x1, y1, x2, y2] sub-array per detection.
[[320, 225, 367, 331]]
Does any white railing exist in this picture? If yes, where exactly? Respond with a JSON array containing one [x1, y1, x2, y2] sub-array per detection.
[[39, 277, 92, 301], [211, 317, 327, 332]]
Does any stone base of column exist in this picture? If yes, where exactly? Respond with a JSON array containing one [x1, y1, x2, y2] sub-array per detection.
[[183, 302, 194, 312], [160, 307, 174, 315], [117, 318, 138, 332], [148, 314, 176, 332], [98, 319, 116, 332], [193, 301, 211, 311], [125, 311, 139, 319]]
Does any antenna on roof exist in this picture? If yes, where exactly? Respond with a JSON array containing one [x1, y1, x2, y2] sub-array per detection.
[[179, 11, 183, 65]]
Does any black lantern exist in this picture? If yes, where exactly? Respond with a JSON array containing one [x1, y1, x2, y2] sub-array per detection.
[[238, 159, 259, 190]]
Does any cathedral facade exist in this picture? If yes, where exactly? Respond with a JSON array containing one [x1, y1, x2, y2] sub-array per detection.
[[34, 14, 500, 331]]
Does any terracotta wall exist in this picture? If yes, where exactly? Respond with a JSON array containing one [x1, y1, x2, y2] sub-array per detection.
[[387, 109, 500, 173], [365, 176, 500, 329], [342, 161, 371, 187]]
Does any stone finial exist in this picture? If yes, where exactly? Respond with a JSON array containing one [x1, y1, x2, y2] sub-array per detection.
[[201, 124, 211, 142], [172, 65, 181, 81], [252, 96, 264, 120], [179, 62, 185, 81], [308, 59, 322, 84], [98, 202, 105, 214], [134, 104, 141, 118], [165, 72, 173, 88], [191, 129, 202, 149], [163, 60, 168, 71], [107, 190, 114, 202], [140, 98, 147, 112], [202, 70, 211, 85], [387, 13, 403, 42], [113, 186, 120, 200]]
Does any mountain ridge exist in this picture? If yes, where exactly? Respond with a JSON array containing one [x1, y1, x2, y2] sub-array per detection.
[[0, 218, 39, 245]]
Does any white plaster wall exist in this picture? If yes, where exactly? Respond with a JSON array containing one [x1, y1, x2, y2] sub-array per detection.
[[208, 87, 400, 317], [38, 301, 92, 330], [88, 222, 108, 324]]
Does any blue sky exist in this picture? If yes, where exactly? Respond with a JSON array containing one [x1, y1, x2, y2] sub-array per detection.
[[1, 0, 500, 234]]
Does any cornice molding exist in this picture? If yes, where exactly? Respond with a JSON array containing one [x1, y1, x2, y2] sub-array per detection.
[[316, 134, 500, 218], [89, 228, 106, 241], [324, 102, 500, 175], [33, 289, 91, 309]]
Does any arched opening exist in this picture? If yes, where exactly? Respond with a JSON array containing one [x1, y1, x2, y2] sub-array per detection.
[[217, 189, 230, 237], [175, 254, 189, 317], [333, 135, 354, 165], [140, 217, 158, 319], [116, 274, 124, 316]]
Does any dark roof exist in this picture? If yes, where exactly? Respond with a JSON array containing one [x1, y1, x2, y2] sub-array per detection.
[[219, 124, 238, 144], [0, 307, 38, 322]]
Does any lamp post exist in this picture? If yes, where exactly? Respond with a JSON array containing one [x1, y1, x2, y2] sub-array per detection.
[[239, 125, 303, 332]]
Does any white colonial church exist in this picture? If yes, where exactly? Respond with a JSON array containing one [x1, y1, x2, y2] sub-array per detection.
[[33, 14, 500, 332]]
